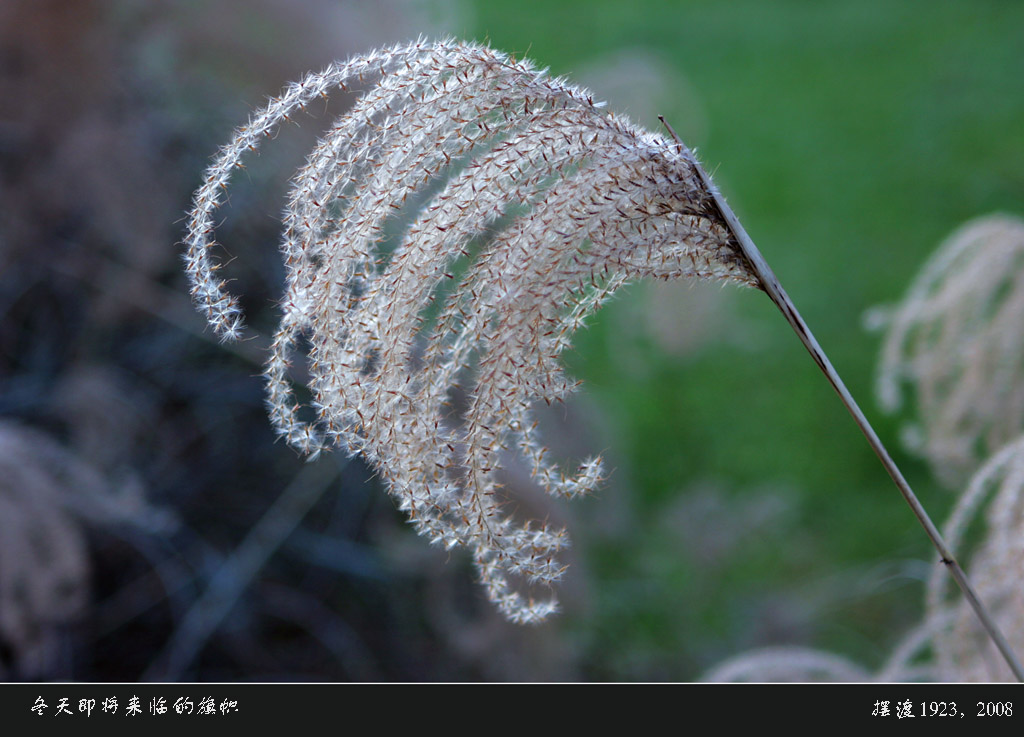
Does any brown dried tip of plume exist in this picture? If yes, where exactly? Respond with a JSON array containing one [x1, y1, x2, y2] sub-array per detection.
[[874, 214, 1024, 488], [183, 39, 757, 623]]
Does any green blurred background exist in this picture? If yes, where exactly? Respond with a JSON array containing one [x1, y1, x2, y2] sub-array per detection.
[[1, 0, 1021, 680]]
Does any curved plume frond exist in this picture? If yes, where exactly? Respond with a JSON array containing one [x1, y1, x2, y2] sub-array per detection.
[[183, 38, 757, 623]]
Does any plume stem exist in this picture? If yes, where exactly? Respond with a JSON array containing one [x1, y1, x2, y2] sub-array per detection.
[[660, 116, 1024, 682]]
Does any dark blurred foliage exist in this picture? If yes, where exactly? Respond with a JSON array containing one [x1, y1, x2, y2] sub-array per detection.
[[0, 0, 579, 681]]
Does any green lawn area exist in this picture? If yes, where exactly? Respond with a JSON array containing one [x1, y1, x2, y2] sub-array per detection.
[[468, 0, 1024, 679]]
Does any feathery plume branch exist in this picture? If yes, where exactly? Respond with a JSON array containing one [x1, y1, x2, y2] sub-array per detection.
[[184, 39, 755, 623], [182, 38, 1022, 671]]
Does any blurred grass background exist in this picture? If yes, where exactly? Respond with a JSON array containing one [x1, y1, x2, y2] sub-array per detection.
[[1, 0, 1021, 680]]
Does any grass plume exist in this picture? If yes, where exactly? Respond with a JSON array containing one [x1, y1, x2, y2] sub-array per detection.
[[182, 38, 1022, 674]]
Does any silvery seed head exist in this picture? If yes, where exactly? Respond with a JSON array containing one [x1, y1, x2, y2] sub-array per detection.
[[184, 39, 756, 623]]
